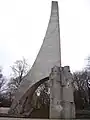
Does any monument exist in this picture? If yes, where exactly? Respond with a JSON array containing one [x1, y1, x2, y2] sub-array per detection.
[[9, 1, 76, 119]]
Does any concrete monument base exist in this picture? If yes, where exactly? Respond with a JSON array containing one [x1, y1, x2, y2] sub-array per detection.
[[50, 66, 75, 119]]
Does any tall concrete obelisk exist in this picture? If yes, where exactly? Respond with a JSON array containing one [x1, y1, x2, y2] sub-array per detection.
[[9, 1, 61, 115]]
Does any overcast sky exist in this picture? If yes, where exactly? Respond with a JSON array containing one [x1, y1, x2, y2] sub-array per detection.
[[0, 0, 90, 78]]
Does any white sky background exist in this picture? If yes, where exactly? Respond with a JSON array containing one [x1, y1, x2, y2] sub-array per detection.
[[0, 0, 90, 78]]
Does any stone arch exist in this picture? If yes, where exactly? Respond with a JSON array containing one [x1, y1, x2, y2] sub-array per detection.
[[9, 77, 49, 116]]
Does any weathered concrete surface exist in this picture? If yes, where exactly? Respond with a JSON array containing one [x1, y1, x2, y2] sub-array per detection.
[[50, 66, 62, 118], [50, 66, 75, 119], [9, 1, 61, 116]]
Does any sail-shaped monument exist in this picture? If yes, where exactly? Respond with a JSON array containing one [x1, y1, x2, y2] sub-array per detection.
[[9, 1, 75, 119], [9, 1, 61, 115]]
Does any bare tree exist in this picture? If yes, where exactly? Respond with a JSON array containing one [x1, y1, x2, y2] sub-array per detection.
[[0, 67, 6, 91], [9, 57, 30, 87], [0, 67, 10, 107], [7, 57, 30, 102], [73, 71, 89, 109]]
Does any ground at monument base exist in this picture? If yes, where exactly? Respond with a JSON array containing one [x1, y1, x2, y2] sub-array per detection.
[[0, 118, 87, 120]]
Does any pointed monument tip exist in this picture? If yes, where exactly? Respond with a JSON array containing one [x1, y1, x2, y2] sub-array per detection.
[[51, 1, 58, 11], [52, 1, 58, 5], [52, 1, 58, 3], [52, 1, 58, 4]]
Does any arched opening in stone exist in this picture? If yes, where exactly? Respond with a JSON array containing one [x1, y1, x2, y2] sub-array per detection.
[[30, 79, 50, 118], [15, 77, 50, 118]]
